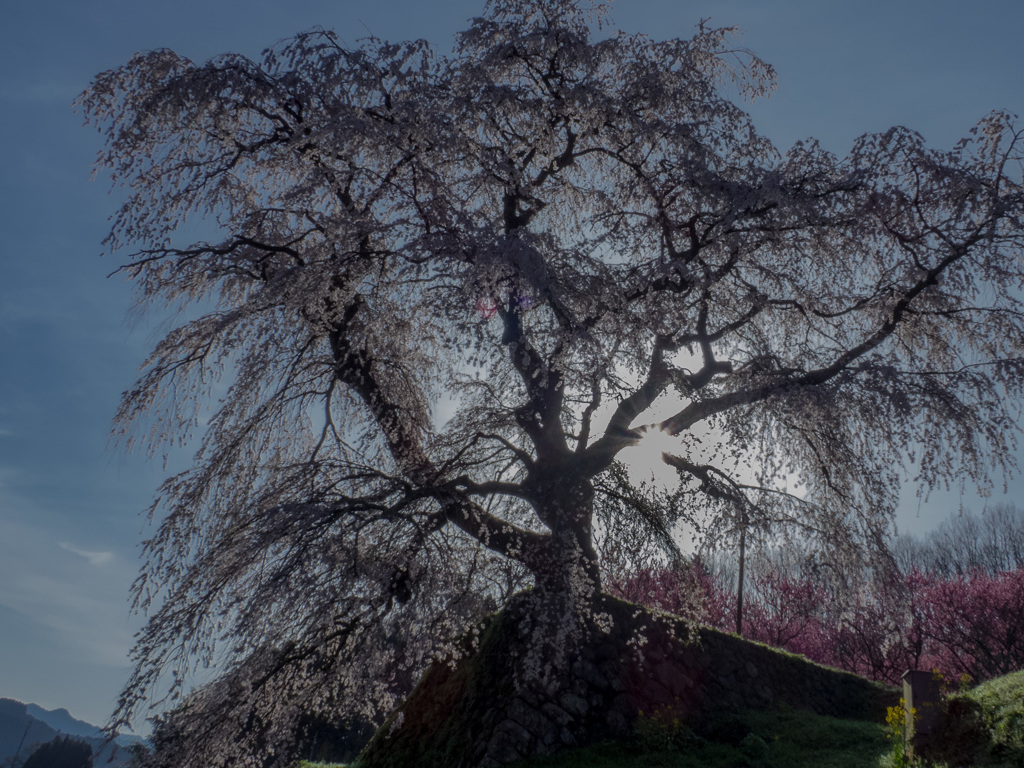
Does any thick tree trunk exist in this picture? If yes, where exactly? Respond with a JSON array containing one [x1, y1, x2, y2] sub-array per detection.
[[464, 483, 609, 765], [528, 474, 601, 592], [518, 478, 604, 687], [513, 526, 603, 700], [362, 479, 624, 767]]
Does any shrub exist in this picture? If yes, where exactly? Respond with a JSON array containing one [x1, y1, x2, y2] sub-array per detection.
[[22, 736, 93, 768]]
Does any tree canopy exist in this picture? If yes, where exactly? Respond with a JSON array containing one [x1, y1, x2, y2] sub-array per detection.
[[22, 737, 92, 768], [80, 0, 1024, 764]]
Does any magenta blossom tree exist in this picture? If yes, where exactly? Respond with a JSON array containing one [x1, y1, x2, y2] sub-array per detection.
[[80, 0, 1024, 763], [917, 568, 1024, 681], [611, 558, 1024, 686]]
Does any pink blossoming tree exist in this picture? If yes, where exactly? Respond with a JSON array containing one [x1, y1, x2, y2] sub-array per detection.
[[611, 554, 1024, 686]]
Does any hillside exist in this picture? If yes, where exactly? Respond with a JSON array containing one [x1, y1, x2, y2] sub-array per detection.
[[27, 703, 110, 741], [0, 699, 57, 764], [0, 697, 140, 766]]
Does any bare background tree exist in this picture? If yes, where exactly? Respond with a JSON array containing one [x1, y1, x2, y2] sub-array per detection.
[[893, 503, 1024, 576], [79, 0, 1024, 764]]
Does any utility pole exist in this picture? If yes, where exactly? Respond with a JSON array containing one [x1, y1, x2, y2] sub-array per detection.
[[10, 721, 31, 768], [736, 508, 747, 637]]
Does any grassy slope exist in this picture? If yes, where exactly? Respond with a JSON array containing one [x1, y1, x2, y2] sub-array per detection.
[[307, 670, 1024, 768], [514, 706, 889, 768], [302, 705, 891, 768], [966, 669, 1024, 754], [517, 670, 1024, 768], [932, 669, 1024, 767]]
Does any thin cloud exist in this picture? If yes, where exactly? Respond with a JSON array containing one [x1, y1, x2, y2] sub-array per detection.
[[0, 79, 80, 104], [58, 542, 114, 566]]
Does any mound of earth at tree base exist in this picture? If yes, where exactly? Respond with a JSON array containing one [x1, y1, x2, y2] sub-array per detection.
[[356, 593, 898, 768]]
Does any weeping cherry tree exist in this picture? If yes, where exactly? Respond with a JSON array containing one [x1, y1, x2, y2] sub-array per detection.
[[79, 0, 1024, 764]]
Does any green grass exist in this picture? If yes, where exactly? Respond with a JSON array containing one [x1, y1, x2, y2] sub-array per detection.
[[513, 706, 889, 768], [966, 669, 1024, 755], [303, 670, 1024, 768], [298, 707, 890, 768], [925, 669, 1024, 767]]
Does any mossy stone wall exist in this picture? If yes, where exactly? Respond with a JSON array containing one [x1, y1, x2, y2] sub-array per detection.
[[358, 593, 898, 768]]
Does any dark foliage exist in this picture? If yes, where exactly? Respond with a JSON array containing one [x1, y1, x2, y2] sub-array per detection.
[[22, 736, 92, 768]]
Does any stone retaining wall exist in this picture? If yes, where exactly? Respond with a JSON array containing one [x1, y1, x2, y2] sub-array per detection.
[[358, 593, 898, 768]]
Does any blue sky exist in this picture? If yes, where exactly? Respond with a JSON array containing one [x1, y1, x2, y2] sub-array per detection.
[[1, 0, 1023, 731]]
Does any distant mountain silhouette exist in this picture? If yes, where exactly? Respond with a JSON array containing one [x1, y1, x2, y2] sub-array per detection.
[[25, 704, 104, 741], [0, 699, 57, 764], [0, 698, 141, 766]]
